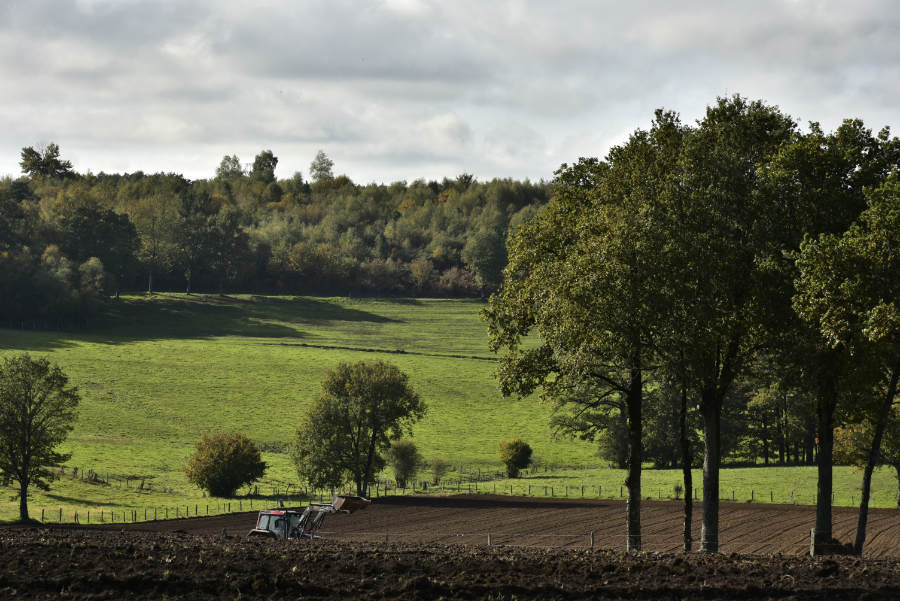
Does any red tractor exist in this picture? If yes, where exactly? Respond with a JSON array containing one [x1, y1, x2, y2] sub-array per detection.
[[247, 495, 370, 540]]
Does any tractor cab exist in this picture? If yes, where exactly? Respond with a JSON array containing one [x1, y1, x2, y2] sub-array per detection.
[[248, 496, 370, 540]]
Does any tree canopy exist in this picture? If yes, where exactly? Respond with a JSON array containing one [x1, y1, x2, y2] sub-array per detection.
[[0, 355, 80, 521], [292, 360, 425, 495]]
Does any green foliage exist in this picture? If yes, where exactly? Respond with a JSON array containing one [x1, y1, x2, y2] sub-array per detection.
[[250, 150, 278, 185], [499, 438, 532, 478], [386, 439, 423, 488], [0, 354, 79, 521], [426, 457, 450, 485], [309, 150, 334, 184], [216, 154, 244, 180], [19, 143, 74, 179], [184, 432, 266, 497], [292, 360, 425, 494]]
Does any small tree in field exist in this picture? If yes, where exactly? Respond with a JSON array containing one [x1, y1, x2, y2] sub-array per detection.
[[292, 360, 425, 495], [386, 439, 423, 488], [428, 457, 451, 485], [499, 438, 532, 478], [185, 432, 266, 497], [0, 355, 79, 522]]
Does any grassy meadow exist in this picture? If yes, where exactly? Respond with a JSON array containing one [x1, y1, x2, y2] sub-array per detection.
[[0, 293, 897, 522]]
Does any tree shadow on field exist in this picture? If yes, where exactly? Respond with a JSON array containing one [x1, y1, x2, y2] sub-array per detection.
[[43, 493, 120, 507], [2, 294, 400, 350]]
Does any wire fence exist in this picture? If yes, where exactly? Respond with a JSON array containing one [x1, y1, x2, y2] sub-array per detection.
[[29, 461, 893, 526], [32, 474, 891, 526]]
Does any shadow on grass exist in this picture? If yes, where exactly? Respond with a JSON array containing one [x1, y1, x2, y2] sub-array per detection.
[[2, 294, 402, 350], [43, 494, 121, 507]]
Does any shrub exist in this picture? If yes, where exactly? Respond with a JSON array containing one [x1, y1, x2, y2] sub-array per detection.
[[427, 457, 451, 485], [185, 432, 266, 497], [386, 439, 423, 488], [499, 438, 532, 478]]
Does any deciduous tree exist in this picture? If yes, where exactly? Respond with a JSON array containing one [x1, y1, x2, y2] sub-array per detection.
[[485, 111, 686, 551], [0, 355, 79, 521], [292, 361, 425, 495], [795, 173, 900, 554]]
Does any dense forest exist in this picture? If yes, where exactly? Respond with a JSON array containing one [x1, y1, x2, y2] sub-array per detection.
[[1, 145, 547, 326]]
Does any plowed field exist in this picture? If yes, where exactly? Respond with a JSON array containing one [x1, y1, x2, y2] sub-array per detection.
[[2, 496, 898, 600], [129, 495, 900, 558]]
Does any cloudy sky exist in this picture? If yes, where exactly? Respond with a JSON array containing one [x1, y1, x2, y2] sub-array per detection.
[[1, 0, 897, 183]]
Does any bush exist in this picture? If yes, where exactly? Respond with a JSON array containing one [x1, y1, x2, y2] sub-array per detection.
[[499, 438, 532, 478], [427, 457, 451, 485], [185, 432, 266, 497], [386, 439, 423, 488]]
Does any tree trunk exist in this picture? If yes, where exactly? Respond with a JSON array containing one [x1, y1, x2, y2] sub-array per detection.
[[18, 479, 29, 522], [894, 462, 900, 508], [616, 404, 628, 470], [699, 389, 721, 553], [147, 269, 153, 295], [361, 433, 379, 497], [813, 374, 837, 554], [805, 418, 817, 465], [776, 400, 785, 465], [625, 358, 642, 552], [854, 356, 900, 555], [680, 383, 693, 553]]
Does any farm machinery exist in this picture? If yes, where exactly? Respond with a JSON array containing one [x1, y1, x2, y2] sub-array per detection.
[[247, 495, 370, 540]]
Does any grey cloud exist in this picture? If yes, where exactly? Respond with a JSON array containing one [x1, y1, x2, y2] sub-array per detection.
[[1, 0, 898, 181]]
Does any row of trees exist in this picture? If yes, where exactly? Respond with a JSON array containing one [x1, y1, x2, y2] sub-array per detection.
[[2, 146, 549, 326], [485, 96, 900, 555]]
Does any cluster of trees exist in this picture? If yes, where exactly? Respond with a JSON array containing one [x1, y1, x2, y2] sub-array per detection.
[[485, 96, 900, 555], [2, 145, 549, 326]]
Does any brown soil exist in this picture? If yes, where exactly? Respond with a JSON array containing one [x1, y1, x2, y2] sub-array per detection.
[[2, 496, 897, 600], [124, 495, 900, 558]]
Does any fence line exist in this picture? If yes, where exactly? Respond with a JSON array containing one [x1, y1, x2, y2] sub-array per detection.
[[34, 477, 887, 526]]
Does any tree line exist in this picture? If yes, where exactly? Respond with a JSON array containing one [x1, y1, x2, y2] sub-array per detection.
[[1, 145, 549, 326], [485, 95, 900, 555]]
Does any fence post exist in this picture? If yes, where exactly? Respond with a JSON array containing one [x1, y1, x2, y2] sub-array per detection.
[[41, 508, 44, 522], [487, 533, 492, 546], [59, 508, 62, 522], [590, 531, 594, 549]]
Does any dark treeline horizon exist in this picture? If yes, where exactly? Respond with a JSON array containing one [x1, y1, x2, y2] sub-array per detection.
[[1, 146, 549, 325]]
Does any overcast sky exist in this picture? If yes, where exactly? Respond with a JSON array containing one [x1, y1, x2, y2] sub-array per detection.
[[1, 0, 897, 183]]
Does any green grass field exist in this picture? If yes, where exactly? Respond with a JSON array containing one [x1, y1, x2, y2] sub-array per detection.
[[0, 293, 897, 522]]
